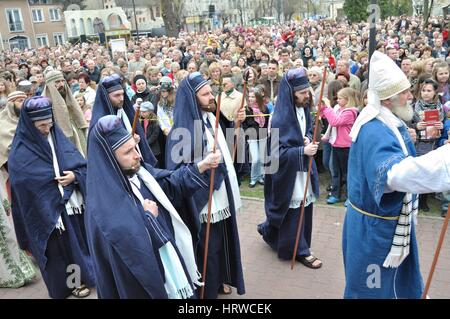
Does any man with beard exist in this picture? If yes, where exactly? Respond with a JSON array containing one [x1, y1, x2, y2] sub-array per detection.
[[90, 74, 157, 166], [343, 51, 450, 299], [42, 69, 88, 156], [258, 59, 281, 104], [258, 68, 322, 269], [8, 96, 94, 298], [85, 115, 221, 298], [0, 91, 27, 169], [0, 91, 37, 288], [166, 72, 246, 299]]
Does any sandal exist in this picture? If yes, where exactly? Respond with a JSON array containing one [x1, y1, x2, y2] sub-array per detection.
[[218, 284, 232, 295], [72, 284, 91, 298], [296, 255, 322, 269]]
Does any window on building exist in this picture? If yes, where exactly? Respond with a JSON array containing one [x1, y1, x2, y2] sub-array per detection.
[[49, 8, 61, 21], [53, 32, 64, 45], [32, 9, 44, 22], [70, 18, 77, 37], [79, 18, 85, 35], [155, 6, 160, 17], [36, 34, 48, 47], [29, 1, 52, 4], [87, 18, 94, 35], [6, 9, 24, 32], [9, 36, 29, 50]]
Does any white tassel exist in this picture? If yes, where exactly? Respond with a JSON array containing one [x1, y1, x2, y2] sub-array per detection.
[[200, 207, 231, 224]]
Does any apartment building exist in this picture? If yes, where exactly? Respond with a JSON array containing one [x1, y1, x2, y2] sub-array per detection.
[[0, 0, 65, 51]]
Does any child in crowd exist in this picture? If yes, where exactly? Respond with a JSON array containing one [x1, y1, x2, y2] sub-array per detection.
[[320, 87, 359, 204]]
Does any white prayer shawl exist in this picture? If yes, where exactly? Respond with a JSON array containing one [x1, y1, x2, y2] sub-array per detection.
[[290, 107, 316, 209], [130, 167, 202, 292], [199, 112, 242, 223], [47, 133, 84, 232]]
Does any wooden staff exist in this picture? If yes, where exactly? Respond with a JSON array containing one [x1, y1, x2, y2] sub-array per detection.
[[200, 78, 223, 299], [231, 69, 251, 162], [131, 98, 143, 136], [290, 67, 327, 270], [421, 205, 450, 298]]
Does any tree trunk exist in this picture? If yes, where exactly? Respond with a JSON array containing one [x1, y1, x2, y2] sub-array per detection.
[[423, 0, 434, 28], [150, 6, 155, 21], [161, 0, 180, 37]]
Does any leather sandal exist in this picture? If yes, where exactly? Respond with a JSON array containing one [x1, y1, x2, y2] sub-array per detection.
[[296, 255, 322, 269], [72, 284, 90, 298], [218, 284, 232, 295]]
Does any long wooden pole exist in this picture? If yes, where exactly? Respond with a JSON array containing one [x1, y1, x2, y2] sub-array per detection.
[[290, 67, 327, 270], [131, 99, 142, 136], [232, 69, 250, 162], [200, 79, 223, 299], [421, 205, 450, 298]]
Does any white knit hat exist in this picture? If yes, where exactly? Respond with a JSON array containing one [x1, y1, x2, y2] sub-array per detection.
[[7, 91, 27, 102], [370, 51, 411, 100], [350, 51, 411, 142]]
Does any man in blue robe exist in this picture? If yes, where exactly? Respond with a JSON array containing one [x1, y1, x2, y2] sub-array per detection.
[[89, 74, 157, 166], [343, 51, 450, 298], [8, 96, 95, 298], [166, 72, 245, 299], [86, 115, 222, 299], [258, 68, 322, 269]]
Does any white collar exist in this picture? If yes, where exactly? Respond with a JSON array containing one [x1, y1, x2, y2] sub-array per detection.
[[129, 174, 141, 189]]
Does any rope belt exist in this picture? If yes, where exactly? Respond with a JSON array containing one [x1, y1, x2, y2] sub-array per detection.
[[348, 200, 399, 221]]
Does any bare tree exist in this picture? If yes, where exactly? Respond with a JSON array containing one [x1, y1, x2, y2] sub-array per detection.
[[161, 0, 184, 37], [268, 0, 275, 16], [283, 0, 297, 21], [116, 0, 184, 37], [423, 0, 434, 28], [236, 2, 244, 25]]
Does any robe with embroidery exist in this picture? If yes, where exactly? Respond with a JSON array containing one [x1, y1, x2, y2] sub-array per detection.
[[343, 119, 422, 299]]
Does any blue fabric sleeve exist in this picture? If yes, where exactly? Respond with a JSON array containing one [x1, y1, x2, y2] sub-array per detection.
[[360, 125, 406, 206]]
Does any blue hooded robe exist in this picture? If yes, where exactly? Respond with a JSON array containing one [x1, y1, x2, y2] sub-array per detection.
[[89, 74, 157, 166], [85, 115, 212, 298], [342, 119, 423, 298], [8, 97, 95, 299], [166, 74, 245, 299], [259, 71, 320, 260]]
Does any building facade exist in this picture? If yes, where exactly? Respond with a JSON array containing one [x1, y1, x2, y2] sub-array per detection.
[[64, 7, 131, 42], [0, 0, 65, 50]]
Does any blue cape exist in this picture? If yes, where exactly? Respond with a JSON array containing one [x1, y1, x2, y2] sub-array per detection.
[[165, 77, 246, 296], [165, 78, 227, 212], [8, 107, 87, 270], [86, 122, 175, 298], [89, 80, 157, 166], [264, 74, 320, 228]]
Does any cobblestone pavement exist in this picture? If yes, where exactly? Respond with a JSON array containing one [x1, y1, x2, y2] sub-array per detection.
[[1, 198, 449, 299]]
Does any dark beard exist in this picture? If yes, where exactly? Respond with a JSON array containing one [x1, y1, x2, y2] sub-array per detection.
[[58, 87, 66, 99], [14, 105, 21, 117], [295, 99, 309, 108], [123, 168, 138, 176], [199, 100, 216, 113]]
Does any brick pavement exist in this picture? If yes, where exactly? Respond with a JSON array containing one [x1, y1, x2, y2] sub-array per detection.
[[1, 198, 449, 299]]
